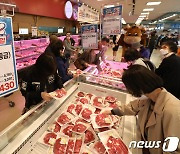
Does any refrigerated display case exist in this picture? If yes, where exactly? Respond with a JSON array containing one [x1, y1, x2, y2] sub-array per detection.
[[0, 75, 141, 154], [15, 35, 80, 71], [84, 60, 128, 91], [15, 38, 48, 70]]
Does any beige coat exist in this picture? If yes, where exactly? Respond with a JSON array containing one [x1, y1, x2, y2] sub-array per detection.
[[118, 89, 180, 154]]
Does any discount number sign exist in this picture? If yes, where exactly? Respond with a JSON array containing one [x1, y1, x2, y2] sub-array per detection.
[[0, 17, 18, 97], [103, 5, 122, 35], [81, 24, 98, 49]]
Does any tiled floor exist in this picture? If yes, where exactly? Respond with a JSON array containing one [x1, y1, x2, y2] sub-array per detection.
[[0, 47, 162, 132]]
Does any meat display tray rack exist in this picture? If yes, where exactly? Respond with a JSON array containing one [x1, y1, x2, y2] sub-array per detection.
[[0, 78, 141, 154], [83, 60, 128, 91]]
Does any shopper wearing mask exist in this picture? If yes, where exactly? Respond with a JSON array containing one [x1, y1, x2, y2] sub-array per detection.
[[103, 65, 180, 154], [74, 49, 101, 71], [20, 53, 64, 115], [51, 40, 74, 83], [124, 48, 156, 71], [156, 41, 180, 99]]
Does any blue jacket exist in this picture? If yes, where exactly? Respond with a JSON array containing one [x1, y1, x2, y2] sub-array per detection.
[[56, 56, 73, 83], [140, 46, 150, 59]]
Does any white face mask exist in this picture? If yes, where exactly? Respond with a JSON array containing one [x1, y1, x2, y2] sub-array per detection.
[[160, 49, 169, 56]]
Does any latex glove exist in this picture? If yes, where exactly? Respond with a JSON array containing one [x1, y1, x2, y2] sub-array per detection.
[[41, 92, 53, 102]]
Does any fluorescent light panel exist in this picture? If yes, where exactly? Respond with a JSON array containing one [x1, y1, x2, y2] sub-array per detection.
[[122, 18, 126, 24], [141, 12, 149, 15], [139, 15, 146, 18], [104, 5, 114, 8], [146, 1, 161, 5], [143, 8, 154, 11]]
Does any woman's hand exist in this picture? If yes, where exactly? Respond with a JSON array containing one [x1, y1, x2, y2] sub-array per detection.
[[41, 92, 53, 102], [101, 108, 112, 115]]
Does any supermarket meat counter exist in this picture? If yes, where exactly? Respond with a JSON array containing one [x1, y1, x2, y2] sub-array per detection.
[[0, 76, 141, 154], [84, 60, 128, 91]]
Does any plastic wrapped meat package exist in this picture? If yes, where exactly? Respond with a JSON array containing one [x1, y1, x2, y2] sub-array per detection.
[[66, 137, 76, 154], [91, 96, 105, 109], [79, 104, 96, 122], [72, 122, 89, 134], [60, 124, 74, 137], [72, 103, 83, 116], [98, 129, 129, 154], [91, 114, 113, 129], [56, 112, 75, 126], [66, 103, 76, 115], [53, 135, 69, 154], [47, 122, 61, 134], [84, 127, 98, 144], [73, 135, 84, 154], [49, 89, 67, 99], [89, 141, 107, 154], [38, 131, 57, 147]]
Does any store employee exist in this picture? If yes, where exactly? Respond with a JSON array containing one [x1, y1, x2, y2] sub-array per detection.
[[20, 53, 64, 115]]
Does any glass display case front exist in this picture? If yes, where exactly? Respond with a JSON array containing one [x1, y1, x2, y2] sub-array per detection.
[[0, 76, 140, 154]]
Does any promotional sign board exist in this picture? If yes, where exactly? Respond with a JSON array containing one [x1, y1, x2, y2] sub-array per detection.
[[32, 26, 38, 36], [0, 17, 18, 97], [103, 5, 122, 35], [81, 24, 98, 49], [78, 3, 99, 23]]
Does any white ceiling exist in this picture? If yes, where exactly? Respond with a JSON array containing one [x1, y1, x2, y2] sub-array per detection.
[[80, 0, 180, 23]]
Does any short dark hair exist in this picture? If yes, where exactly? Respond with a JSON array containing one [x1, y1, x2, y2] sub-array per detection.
[[122, 65, 163, 97], [161, 41, 178, 53], [101, 37, 109, 43], [124, 48, 141, 62], [51, 40, 64, 57], [35, 53, 57, 76]]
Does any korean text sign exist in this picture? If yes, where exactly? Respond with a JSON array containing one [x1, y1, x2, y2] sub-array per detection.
[[0, 17, 18, 97], [103, 5, 122, 35], [81, 24, 98, 49]]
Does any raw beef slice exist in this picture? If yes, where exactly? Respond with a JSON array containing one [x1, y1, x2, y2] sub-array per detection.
[[57, 113, 71, 125], [94, 141, 106, 154], [53, 138, 67, 154], [81, 108, 92, 120], [43, 133, 57, 145], [74, 138, 83, 153], [72, 123, 87, 133], [66, 139, 75, 154], [67, 104, 75, 114], [84, 129, 95, 144], [107, 136, 128, 154], [95, 114, 111, 127], [62, 125, 74, 137], [75, 104, 83, 115], [77, 92, 85, 97]]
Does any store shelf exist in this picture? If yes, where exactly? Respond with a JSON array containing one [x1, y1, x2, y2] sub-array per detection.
[[16, 53, 41, 61]]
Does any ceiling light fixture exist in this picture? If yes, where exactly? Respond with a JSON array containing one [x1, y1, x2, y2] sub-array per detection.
[[122, 18, 126, 24], [146, 1, 161, 5], [104, 5, 114, 8], [139, 15, 146, 18], [143, 8, 154, 11], [141, 12, 149, 15], [159, 14, 177, 22]]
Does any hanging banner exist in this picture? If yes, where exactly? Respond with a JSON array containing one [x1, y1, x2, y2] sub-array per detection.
[[81, 24, 98, 49], [103, 5, 122, 35], [32, 26, 38, 36], [0, 17, 18, 97], [78, 3, 99, 23]]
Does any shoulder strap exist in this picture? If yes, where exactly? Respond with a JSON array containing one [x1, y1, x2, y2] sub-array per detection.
[[142, 58, 156, 72]]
